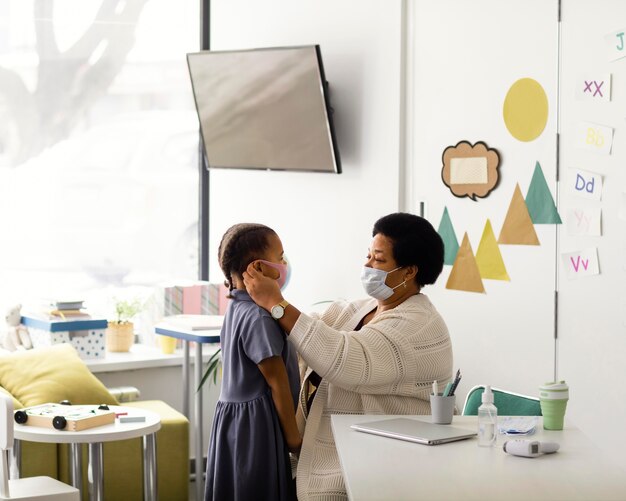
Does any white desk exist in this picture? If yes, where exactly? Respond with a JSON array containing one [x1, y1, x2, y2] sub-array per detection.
[[154, 317, 222, 501], [331, 415, 626, 501], [14, 405, 160, 501]]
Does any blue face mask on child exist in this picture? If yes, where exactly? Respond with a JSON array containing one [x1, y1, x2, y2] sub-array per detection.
[[360, 266, 405, 300]]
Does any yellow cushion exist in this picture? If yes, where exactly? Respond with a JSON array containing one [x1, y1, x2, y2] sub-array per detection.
[[0, 344, 118, 407]]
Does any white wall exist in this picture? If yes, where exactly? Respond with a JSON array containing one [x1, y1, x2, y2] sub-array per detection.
[[208, 0, 404, 308], [558, 0, 626, 471], [408, 0, 559, 401], [207, 0, 626, 474], [407, 0, 626, 471]]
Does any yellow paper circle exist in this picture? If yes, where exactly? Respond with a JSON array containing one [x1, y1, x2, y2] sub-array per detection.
[[503, 78, 548, 142]]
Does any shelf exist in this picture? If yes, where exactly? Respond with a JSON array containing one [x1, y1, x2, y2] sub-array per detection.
[[86, 343, 220, 373]]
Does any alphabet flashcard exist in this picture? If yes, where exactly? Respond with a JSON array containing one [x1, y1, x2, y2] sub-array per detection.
[[570, 168, 603, 201], [576, 74, 611, 102], [577, 121, 614, 155], [565, 207, 602, 236], [561, 248, 600, 279], [606, 29, 626, 61]]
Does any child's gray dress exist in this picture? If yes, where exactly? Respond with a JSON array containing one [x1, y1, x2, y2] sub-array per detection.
[[204, 289, 299, 501]]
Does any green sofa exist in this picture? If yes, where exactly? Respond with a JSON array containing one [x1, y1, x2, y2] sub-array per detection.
[[0, 344, 189, 501]]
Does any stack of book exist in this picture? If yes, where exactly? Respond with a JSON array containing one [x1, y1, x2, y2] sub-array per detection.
[[46, 300, 91, 320]]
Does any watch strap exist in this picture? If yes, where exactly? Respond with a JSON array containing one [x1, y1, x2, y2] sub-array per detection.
[[271, 300, 289, 319]]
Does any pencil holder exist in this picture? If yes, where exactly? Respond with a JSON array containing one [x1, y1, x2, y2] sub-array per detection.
[[159, 335, 177, 355], [430, 394, 456, 424]]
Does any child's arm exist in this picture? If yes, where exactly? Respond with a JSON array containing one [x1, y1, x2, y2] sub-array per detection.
[[258, 356, 302, 453]]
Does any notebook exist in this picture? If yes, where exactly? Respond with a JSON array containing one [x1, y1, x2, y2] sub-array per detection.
[[350, 417, 477, 445]]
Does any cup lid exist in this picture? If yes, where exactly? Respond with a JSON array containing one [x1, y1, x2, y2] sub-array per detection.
[[540, 380, 568, 391]]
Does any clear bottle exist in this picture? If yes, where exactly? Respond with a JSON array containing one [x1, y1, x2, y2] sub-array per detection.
[[477, 385, 498, 447]]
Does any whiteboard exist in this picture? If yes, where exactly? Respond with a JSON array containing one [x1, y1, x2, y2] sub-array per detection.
[[558, 0, 626, 470], [408, 0, 559, 399]]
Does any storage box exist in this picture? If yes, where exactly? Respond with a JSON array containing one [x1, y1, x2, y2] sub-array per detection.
[[163, 281, 229, 316], [21, 315, 107, 360], [206, 283, 229, 315]]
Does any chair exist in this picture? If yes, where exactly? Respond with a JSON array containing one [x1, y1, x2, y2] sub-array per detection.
[[1, 394, 79, 501], [462, 385, 542, 416]]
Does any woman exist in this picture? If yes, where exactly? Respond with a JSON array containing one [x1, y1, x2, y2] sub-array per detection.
[[243, 212, 453, 500]]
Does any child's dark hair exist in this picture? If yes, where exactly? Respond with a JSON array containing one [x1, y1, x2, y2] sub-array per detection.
[[218, 223, 277, 298]]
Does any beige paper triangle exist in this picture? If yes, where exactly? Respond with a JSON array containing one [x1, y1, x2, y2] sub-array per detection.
[[498, 184, 540, 245], [476, 219, 510, 281], [446, 232, 485, 293]]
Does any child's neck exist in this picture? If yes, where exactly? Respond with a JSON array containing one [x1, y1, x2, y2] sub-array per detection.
[[232, 276, 245, 290]]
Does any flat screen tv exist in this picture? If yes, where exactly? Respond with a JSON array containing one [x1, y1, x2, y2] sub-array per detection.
[[187, 45, 341, 173]]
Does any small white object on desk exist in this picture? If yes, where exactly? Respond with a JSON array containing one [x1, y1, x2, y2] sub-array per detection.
[[503, 439, 559, 457], [498, 416, 538, 435], [118, 416, 146, 423]]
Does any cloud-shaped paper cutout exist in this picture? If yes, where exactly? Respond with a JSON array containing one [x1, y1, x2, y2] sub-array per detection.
[[441, 141, 501, 201]]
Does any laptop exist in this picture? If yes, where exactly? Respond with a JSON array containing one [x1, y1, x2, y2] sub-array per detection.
[[350, 417, 477, 445]]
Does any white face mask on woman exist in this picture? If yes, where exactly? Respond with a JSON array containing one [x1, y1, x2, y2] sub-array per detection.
[[360, 266, 405, 300]]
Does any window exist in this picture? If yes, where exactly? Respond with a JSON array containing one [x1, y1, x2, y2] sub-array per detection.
[[0, 0, 200, 306]]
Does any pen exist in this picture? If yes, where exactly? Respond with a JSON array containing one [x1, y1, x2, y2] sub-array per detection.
[[432, 380, 438, 396], [449, 370, 462, 396], [442, 382, 453, 397]]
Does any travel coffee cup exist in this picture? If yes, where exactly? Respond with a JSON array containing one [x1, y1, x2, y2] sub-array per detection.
[[539, 381, 569, 430]]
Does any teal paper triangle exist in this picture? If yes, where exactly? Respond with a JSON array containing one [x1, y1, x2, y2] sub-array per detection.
[[437, 207, 460, 265], [526, 161, 562, 224]]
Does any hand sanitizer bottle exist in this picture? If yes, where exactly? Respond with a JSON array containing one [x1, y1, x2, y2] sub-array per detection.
[[477, 385, 497, 447]]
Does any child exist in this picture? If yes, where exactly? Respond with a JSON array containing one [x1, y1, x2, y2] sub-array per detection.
[[205, 223, 300, 501]]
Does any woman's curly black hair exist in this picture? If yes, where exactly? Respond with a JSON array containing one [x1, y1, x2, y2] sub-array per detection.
[[372, 212, 444, 287]]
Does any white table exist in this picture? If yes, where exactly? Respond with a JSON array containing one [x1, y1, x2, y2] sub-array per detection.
[[13, 405, 160, 501], [331, 415, 626, 501], [154, 317, 222, 501]]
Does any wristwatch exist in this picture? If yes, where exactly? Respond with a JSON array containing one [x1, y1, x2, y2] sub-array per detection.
[[270, 300, 289, 320]]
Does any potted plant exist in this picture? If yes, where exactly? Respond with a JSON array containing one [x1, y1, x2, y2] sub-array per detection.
[[199, 349, 222, 390], [106, 297, 143, 352]]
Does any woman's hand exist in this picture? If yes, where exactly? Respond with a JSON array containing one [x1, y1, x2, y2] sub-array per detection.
[[245, 261, 302, 334], [243, 262, 284, 312], [287, 437, 302, 455]]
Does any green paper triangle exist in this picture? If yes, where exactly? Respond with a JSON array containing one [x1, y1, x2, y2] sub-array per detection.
[[525, 161, 562, 224], [438, 207, 460, 265]]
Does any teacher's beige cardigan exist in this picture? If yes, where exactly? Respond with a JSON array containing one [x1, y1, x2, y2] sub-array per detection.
[[290, 293, 453, 500]]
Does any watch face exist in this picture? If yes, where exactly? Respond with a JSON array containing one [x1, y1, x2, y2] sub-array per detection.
[[271, 305, 284, 319]]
